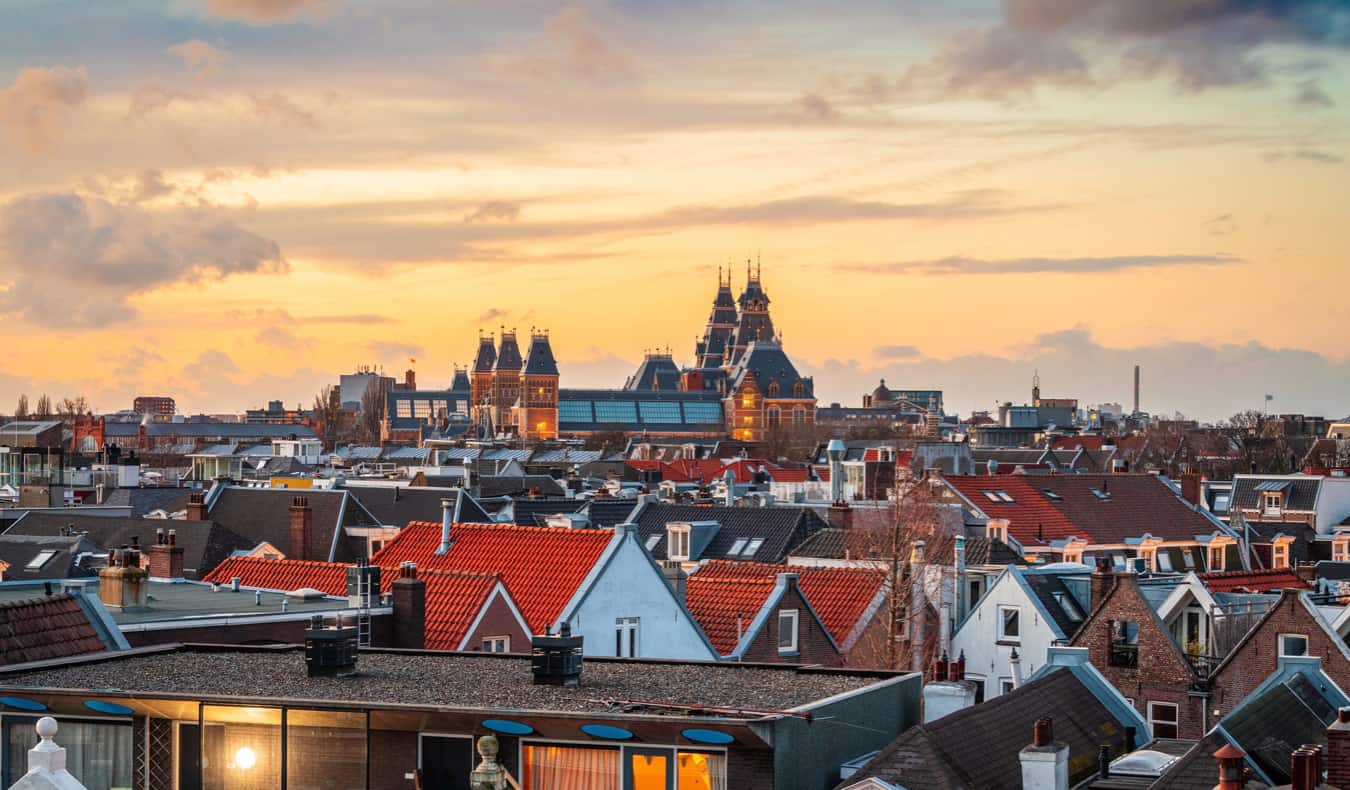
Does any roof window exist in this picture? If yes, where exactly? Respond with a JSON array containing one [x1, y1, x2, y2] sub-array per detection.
[[25, 550, 58, 571]]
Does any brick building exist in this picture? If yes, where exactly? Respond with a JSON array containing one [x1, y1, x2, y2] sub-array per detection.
[[132, 395, 175, 417], [1069, 562, 1209, 740], [685, 567, 841, 665]]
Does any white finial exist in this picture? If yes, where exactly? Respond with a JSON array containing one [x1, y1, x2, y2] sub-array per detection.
[[35, 717, 57, 743]]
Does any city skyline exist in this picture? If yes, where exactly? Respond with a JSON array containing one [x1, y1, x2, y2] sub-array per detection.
[[1, 0, 1347, 419]]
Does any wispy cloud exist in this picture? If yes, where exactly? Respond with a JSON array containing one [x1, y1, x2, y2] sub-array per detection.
[[202, 0, 337, 25], [168, 40, 227, 80], [462, 201, 521, 224], [875, 344, 920, 360], [840, 254, 1241, 276], [0, 66, 89, 153]]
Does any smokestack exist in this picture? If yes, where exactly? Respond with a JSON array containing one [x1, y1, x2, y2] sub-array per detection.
[[437, 497, 454, 555], [289, 496, 313, 561], [827, 438, 845, 503], [1133, 365, 1140, 414]]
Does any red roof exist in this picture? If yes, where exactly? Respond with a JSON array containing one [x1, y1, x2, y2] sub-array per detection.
[[0, 594, 107, 666], [685, 571, 777, 654], [944, 476, 1079, 545], [204, 556, 509, 650], [371, 522, 611, 632], [770, 468, 811, 484], [1050, 436, 1107, 451], [687, 560, 887, 649], [1199, 568, 1312, 594]]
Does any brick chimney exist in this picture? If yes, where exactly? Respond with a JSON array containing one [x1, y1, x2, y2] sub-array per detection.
[[1180, 471, 1202, 507], [1327, 708, 1350, 788], [1090, 555, 1115, 610], [186, 491, 207, 522], [1020, 717, 1069, 790], [391, 562, 426, 650], [1290, 744, 1323, 790], [98, 545, 148, 611], [1213, 743, 1247, 790], [827, 501, 854, 531], [289, 495, 313, 561], [146, 528, 184, 580], [662, 562, 687, 606], [405, 368, 416, 390]]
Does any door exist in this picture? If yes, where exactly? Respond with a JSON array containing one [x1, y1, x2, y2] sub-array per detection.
[[625, 747, 673, 790], [420, 735, 474, 790], [178, 724, 202, 790]]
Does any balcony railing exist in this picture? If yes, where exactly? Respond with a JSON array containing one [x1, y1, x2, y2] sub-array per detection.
[[1108, 642, 1138, 668], [1185, 652, 1221, 678]]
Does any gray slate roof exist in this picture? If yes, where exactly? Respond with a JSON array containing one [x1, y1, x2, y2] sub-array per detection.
[[4, 513, 251, 579], [1230, 475, 1322, 512], [635, 503, 827, 564]]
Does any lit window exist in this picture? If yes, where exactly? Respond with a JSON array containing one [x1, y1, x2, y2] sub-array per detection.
[[615, 617, 640, 657], [998, 606, 1020, 641], [741, 395, 754, 408], [778, 609, 799, 653], [727, 538, 748, 556], [1335, 539, 1350, 563], [1279, 633, 1308, 657], [1272, 542, 1290, 569], [1147, 702, 1179, 739]]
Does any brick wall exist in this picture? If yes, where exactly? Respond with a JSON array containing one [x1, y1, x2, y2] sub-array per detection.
[[1070, 572, 1207, 739], [740, 587, 841, 666], [1210, 589, 1350, 714]]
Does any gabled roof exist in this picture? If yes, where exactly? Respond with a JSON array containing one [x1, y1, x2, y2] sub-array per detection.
[[1230, 474, 1323, 512], [728, 341, 812, 399], [202, 556, 516, 651], [99, 487, 194, 518], [634, 503, 827, 564], [5, 513, 251, 579], [684, 570, 778, 654], [842, 662, 1137, 789], [1199, 568, 1311, 593], [198, 487, 379, 563], [1016, 565, 1093, 639], [0, 534, 89, 580], [371, 522, 613, 632], [582, 499, 640, 529], [691, 560, 887, 651], [345, 486, 493, 528], [624, 353, 682, 391], [942, 476, 1078, 546], [0, 593, 110, 666]]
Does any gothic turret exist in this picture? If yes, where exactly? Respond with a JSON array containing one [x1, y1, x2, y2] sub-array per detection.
[[728, 260, 775, 364], [517, 332, 559, 439], [695, 266, 739, 369]]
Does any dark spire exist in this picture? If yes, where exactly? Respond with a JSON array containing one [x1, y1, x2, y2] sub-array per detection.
[[473, 334, 497, 372]]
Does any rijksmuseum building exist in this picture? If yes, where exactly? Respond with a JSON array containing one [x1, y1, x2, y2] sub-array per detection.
[[467, 265, 816, 441]]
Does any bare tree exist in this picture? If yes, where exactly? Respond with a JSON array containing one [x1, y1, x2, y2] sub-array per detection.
[[311, 385, 342, 449], [34, 394, 52, 418], [57, 396, 89, 419], [360, 377, 391, 443], [13, 394, 27, 420]]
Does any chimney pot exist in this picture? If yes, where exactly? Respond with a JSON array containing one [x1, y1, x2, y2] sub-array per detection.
[[1033, 718, 1053, 748]]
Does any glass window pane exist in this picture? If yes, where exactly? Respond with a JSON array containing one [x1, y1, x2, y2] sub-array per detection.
[[593, 401, 637, 423], [638, 402, 682, 423], [559, 401, 594, 423], [678, 751, 727, 790], [286, 709, 366, 790], [682, 403, 723, 424], [5, 718, 131, 789], [202, 706, 283, 790], [523, 745, 619, 790]]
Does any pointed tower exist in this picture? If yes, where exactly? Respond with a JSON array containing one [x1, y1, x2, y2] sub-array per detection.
[[517, 331, 560, 439], [728, 259, 775, 364], [451, 366, 471, 393], [695, 266, 739, 369], [470, 334, 497, 434], [491, 330, 524, 433]]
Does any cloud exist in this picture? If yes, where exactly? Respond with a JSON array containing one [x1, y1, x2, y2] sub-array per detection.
[[0, 66, 89, 152], [168, 40, 227, 79], [203, 0, 336, 24], [111, 346, 165, 380], [840, 253, 1240, 276], [126, 82, 196, 118], [803, 325, 1350, 422], [0, 192, 286, 326], [796, 92, 838, 121], [476, 307, 508, 324], [303, 313, 393, 324], [183, 349, 240, 383], [489, 6, 633, 81], [1294, 79, 1334, 107], [462, 201, 521, 223], [875, 345, 921, 360], [1264, 148, 1344, 164], [249, 92, 321, 129], [368, 341, 422, 362], [256, 325, 312, 349], [1206, 214, 1238, 236], [899, 27, 1091, 101]]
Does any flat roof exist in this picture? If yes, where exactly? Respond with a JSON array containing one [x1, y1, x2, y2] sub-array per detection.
[[0, 580, 355, 625], [0, 645, 900, 717]]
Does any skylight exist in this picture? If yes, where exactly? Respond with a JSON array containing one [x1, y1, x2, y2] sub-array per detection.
[[1041, 489, 1063, 501], [995, 491, 1014, 503], [741, 538, 764, 558], [644, 535, 661, 551], [727, 538, 748, 556], [25, 550, 57, 570], [1090, 488, 1111, 501]]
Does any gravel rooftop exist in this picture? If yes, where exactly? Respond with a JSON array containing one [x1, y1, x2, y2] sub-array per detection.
[[0, 649, 888, 716]]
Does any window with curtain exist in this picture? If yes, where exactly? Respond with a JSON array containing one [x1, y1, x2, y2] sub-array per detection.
[[677, 751, 727, 790], [522, 745, 619, 790], [5, 717, 132, 790]]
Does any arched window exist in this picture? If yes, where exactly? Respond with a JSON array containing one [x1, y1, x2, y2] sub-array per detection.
[[767, 407, 781, 429], [767, 380, 780, 398], [793, 408, 806, 426], [793, 381, 806, 398]]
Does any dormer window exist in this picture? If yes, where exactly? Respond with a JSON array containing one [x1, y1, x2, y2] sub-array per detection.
[[767, 380, 780, 398], [1208, 545, 1226, 572], [793, 381, 805, 398], [986, 521, 1007, 543], [1334, 536, 1350, 563], [668, 525, 691, 561], [1272, 539, 1292, 569], [1263, 492, 1282, 516]]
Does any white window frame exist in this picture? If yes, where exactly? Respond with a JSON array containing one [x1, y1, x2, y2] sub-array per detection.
[[1147, 701, 1179, 739], [1279, 633, 1309, 657], [1208, 545, 1225, 572], [740, 538, 764, 558], [1272, 542, 1290, 569], [615, 617, 640, 657], [667, 525, 691, 561], [998, 605, 1021, 642], [777, 609, 799, 654], [1335, 538, 1350, 563], [1263, 492, 1282, 516], [482, 636, 510, 653]]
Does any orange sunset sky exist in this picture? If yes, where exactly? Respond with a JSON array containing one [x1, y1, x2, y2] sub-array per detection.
[[1, 0, 1347, 420]]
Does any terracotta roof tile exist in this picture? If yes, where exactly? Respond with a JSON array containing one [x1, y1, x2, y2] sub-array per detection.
[[0, 594, 107, 666], [204, 556, 507, 650], [685, 572, 776, 654], [944, 476, 1078, 546], [370, 522, 611, 632], [1199, 568, 1312, 593]]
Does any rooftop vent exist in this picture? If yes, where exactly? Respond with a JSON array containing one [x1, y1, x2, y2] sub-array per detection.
[[304, 614, 358, 678], [531, 623, 583, 687]]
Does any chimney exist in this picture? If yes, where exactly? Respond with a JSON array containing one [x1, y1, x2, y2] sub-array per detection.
[[1133, 364, 1140, 414], [828, 501, 854, 531], [662, 562, 687, 606], [304, 614, 358, 677], [98, 545, 148, 611], [827, 438, 845, 503], [391, 562, 426, 650], [1091, 555, 1115, 609], [437, 497, 454, 555], [1009, 647, 1024, 689], [531, 623, 583, 687], [405, 368, 416, 390], [1213, 743, 1247, 790], [1291, 744, 1323, 790], [954, 534, 967, 620], [1020, 718, 1069, 790], [289, 496, 313, 561], [923, 653, 977, 723], [186, 491, 207, 522], [146, 528, 184, 580], [1180, 471, 1202, 507], [346, 558, 381, 607], [1328, 708, 1350, 788]]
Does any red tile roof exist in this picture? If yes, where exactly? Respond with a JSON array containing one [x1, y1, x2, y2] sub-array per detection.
[[770, 468, 811, 484], [944, 476, 1079, 545], [1050, 436, 1107, 451], [0, 594, 107, 666], [1199, 568, 1312, 594], [685, 572, 777, 654], [204, 556, 508, 650], [687, 560, 887, 650], [370, 522, 612, 632]]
